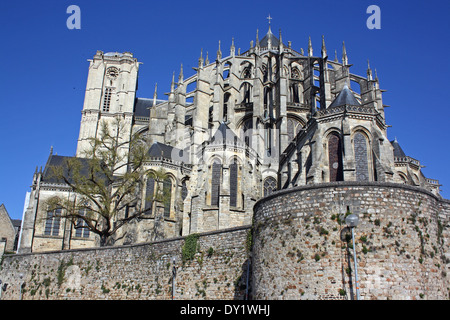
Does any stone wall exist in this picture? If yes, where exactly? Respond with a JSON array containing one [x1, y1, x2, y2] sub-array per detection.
[[2, 181, 449, 300], [0, 205, 16, 253], [252, 181, 450, 300], [0, 226, 251, 300]]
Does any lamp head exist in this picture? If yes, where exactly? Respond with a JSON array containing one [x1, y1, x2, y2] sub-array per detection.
[[345, 213, 359, 227]]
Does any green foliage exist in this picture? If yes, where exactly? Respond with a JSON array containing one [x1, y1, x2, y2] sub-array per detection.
[[182, 233, 199, 262], [101, 283, 110, 294], [246, 230, 253, 253], [57, 257, 74, 287]]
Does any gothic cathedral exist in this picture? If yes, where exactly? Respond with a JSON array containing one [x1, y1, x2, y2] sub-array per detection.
[[18, 26, 441, 253]]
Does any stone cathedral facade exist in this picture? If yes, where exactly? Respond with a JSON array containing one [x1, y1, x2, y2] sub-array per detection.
[[19, 26, 442, 253]]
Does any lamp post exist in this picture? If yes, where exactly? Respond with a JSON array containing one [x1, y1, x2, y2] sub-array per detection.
[[345, 213, 360, 300], [19, 273, 24, 300], [172, 257, 176, 300]]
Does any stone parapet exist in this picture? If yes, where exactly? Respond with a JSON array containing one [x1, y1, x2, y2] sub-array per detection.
[[252, 181, 449, 300]]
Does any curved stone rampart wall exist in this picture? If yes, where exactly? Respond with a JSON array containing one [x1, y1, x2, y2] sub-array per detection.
[[252, 182, 449, 300]]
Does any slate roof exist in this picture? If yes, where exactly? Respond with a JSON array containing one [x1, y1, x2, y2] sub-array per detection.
[[328, 84, 361, 108], [148, 142, 189, 163], [259, 26, 286, 48], [210, 122, 243, 145], [390, 138, 407, 158], [41, 155, 106, 184], [134, 98, 166, 118]]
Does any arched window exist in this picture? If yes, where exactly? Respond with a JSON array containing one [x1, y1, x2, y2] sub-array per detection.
[[328, 133, 343, 181], [241, 118, 253, 147], [223, 93, 231, 121], [241, 82, 252, 104], [353, 132, 369, 181], [263, 177, 277, 197], [242, 66, 251, 79], [291, 67, 301, 79], [144, 174, 155, 214], [262, 64, 268, 82], [75, 208, 90, 238], [398, 172, 408, 184], [211, 159, 222, 206], [287, 118, 303, 141], [290, 84, 300, 103], [45, 208, 61, 236], [163, 177, 172, 218], [229, 159, 239, 207], [224, 62, 232, 79]]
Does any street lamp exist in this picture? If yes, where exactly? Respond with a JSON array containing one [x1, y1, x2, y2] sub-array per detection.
[[19, 273, 24, 300], [172, 257, 176, 300], [345, 213, 360, 300]]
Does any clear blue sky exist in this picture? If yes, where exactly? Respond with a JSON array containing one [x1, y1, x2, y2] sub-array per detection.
[[1, 0, 449, 220]]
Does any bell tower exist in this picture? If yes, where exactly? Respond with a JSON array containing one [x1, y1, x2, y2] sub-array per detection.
[[76, 51, 140, 158]]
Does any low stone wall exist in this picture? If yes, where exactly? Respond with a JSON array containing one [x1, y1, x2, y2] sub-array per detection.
[[0, 225, 251, 300], [252, 182, 450, 300]]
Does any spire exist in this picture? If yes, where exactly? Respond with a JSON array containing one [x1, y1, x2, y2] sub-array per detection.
[[367, 59, 373, 80], [216, 41, 222, 60], [267, 27, 272, 49], [256, 29, 260, 48], [279, 29, 284, 50], [49, 145, 53, 156], [334, 50, 338, 62], [308, 36, 313, 57], [205, 51, 209, 65], [170, 71, 175, 93], [328, 82, 361, 108], [342, 41, 348, 65], [230, 37, 235, 56], [178, 63, 184, 83], [321, 35, 327, 58], [199, 48, 204, 68], [153, 83, 158, 105]]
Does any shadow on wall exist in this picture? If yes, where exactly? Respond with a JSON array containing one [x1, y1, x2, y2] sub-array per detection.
[[233, 258, 252, 300]]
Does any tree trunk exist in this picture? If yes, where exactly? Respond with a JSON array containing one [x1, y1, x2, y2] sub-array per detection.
[[99, 234, 109, 247]]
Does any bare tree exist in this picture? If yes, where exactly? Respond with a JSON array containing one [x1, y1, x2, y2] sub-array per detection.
[[45, 117, 169, 246]]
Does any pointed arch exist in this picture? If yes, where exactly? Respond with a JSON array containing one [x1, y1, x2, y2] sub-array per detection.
[[229, 158, 239, 207], [144, 172, 156, 214], [327, 132, 343, 181], [240, 82, 252, 104], [287, 116, 305, 141], [263, 177, 277, 197], [353, 131, 370, 181], [163, 176, 172, 218], [211, 158, 222, 206], [223, 93, 231, 121]]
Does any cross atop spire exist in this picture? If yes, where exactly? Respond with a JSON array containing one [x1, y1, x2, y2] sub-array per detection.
[[266, 14, 272, 25]]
